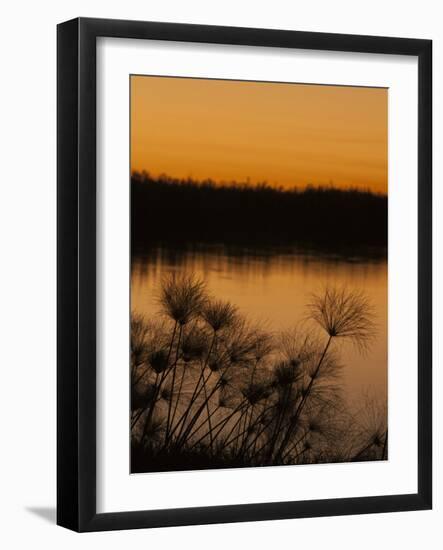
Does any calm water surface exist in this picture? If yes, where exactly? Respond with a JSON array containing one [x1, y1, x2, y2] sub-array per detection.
[[131, 246, 387, 403]]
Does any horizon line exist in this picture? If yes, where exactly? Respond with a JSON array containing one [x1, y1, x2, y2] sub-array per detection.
[[131, 169, 388, 197]]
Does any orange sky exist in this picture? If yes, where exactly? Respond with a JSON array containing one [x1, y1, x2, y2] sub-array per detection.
[[131, 76, 387, 194]]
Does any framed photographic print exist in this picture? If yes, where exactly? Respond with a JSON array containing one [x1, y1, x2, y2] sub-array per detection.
[[57, 18, 432, 531]]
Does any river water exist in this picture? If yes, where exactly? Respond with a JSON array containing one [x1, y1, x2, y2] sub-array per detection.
[[131, 245, 387, 404]]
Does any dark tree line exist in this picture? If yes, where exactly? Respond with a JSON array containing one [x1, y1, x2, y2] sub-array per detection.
[[131, 172, 387, 254]]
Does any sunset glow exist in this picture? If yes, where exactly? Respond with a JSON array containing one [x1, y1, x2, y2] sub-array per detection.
[[130, 75, 388, 473], [131, 76, 388, 194]]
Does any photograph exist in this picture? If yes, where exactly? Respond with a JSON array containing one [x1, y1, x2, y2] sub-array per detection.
[[130, 75, 388, 474], [0, 1, 435, 542]]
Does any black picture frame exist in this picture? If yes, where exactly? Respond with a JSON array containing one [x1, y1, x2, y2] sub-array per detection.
[[57, 17, 432, 532]]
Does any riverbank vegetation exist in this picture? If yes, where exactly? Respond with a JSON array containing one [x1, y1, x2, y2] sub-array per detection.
[[131, 172, 387, 254], [131, 274, 387, 473]]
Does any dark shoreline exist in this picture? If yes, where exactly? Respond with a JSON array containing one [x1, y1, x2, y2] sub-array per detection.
[[131, 172, 387, 256]]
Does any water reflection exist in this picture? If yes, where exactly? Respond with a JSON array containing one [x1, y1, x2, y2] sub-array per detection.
[[132, 244, 387, 403]]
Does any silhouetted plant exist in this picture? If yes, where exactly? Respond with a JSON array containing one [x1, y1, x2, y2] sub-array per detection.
[[158, 272, 207, 326], [308, 286, 376, 351], [201, 299, 238, 333], [349, 393, 388, 462], [271, 287, 376, 463], [130, 276, 385, 473]]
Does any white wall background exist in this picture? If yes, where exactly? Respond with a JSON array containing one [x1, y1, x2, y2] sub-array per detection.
[[0, 0, 440, 547]]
